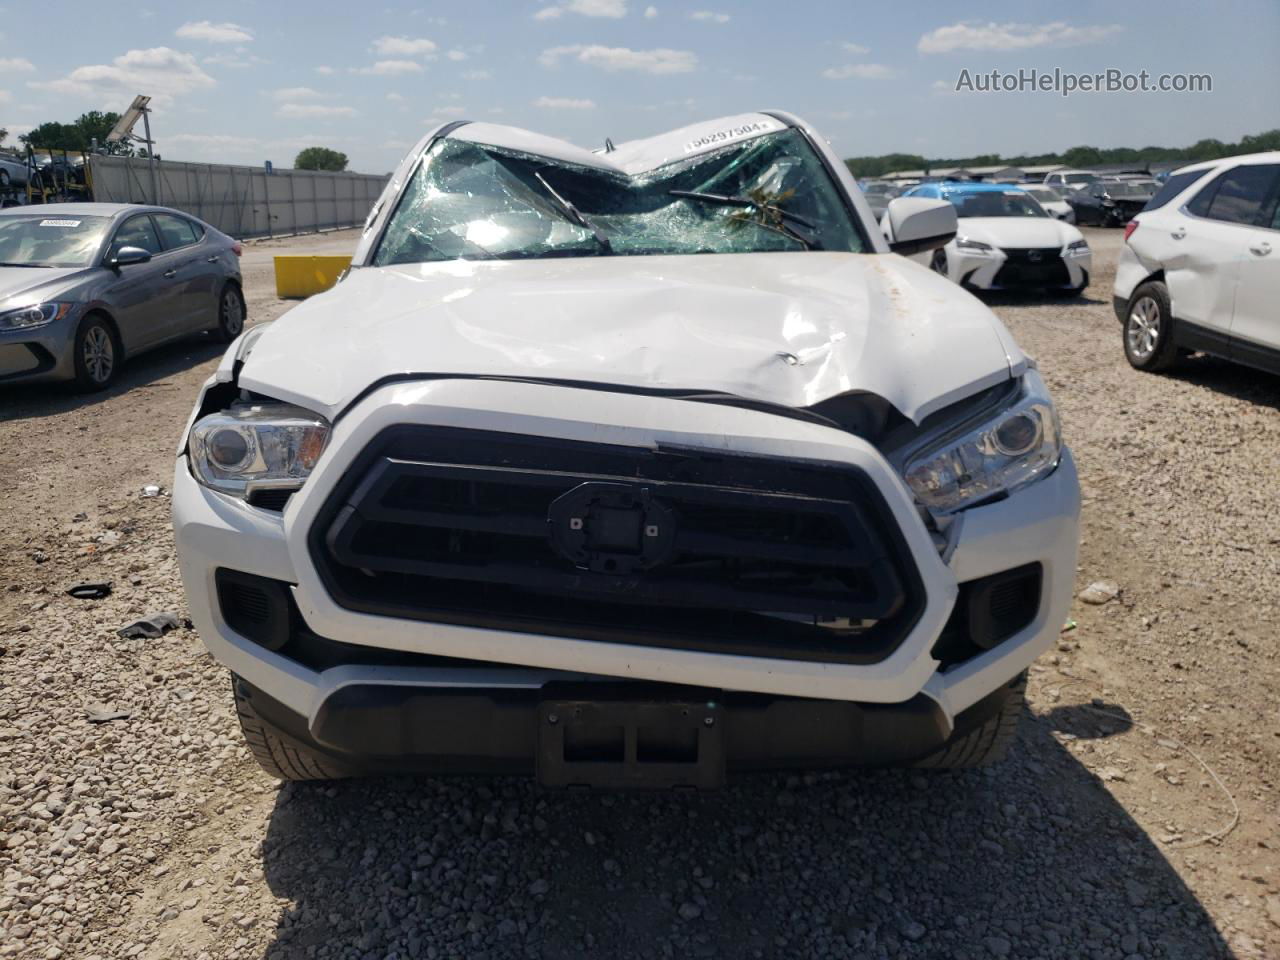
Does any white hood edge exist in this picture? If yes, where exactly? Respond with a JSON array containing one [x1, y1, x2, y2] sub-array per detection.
[[238, 251, 1022, 427]]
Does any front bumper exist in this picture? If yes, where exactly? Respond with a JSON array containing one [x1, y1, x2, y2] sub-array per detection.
[[0, 320, 76, 384], [174, 379, 1080, 765], [953, 247, 1090, 292]]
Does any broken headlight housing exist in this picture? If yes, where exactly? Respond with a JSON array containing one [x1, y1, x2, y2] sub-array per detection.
[[188, 403, 330, 498], [902, 370, 1061, 515]]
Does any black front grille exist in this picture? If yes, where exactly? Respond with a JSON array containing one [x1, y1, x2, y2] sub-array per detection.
[[993, 247, 1069, 288], [309, 426, 925, 664]]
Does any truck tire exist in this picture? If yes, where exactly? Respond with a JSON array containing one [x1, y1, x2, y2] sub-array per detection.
[[915, 671, 1026, 768], [232, 675, 353, 781]]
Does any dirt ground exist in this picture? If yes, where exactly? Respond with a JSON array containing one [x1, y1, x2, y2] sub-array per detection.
[[1, 227, 1277, 960]]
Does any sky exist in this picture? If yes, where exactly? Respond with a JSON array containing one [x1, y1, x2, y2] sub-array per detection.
[[2, 0, 1278, 174]]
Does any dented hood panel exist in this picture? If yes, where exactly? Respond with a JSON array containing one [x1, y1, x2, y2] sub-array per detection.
[[239, 251, 1022, 424]]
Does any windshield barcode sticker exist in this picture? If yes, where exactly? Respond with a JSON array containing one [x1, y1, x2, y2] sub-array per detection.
[[39, 219, 81, 227], [683, 120, 778, 153]]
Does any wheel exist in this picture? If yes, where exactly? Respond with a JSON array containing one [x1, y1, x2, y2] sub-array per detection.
[[915, 672, 1026, 768], [930, 248, 949, 278], [1123, 280, 1179, 371], [213, 282, 246, 343], [72, 314, 120, 392], [232, 675, 353, 781]]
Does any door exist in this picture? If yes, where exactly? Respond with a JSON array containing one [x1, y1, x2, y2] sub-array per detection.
[[1161, 165, 1275, 339], [152, 213, 217, 332], [100, 214, 176, 353], [1227, 164, 1280, 368]]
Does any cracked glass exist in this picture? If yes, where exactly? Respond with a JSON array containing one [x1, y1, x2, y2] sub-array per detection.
[[372, 129, 865, 265]]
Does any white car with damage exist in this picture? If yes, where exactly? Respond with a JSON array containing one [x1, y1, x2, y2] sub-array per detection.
[[173, 112, 1080, 787], [898, 181, 1091, 295]]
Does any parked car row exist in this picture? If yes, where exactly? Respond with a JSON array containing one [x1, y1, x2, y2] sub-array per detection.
[[0, 203, 245, 390]]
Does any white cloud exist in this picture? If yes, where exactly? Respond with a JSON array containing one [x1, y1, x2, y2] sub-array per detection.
[[315, 65, 335, 75], [539, 44, 696, 74], [203, 52, 267, 69], [689, 10, 729, 23], [351, 60, 424, 75], [427, 105, 467, 118], [447, 50, 468, 61], [276, 103, 356, 118], [463, 69, 491, 80], [0, 90, 10, 103], [29, 47, 214, 106], [534, 0, 627, 19], [272, 86, 321, 101], [822, 63, 892, 80], [644, 5, 657, 16], [175, 20, 253, 44], [0, 57, 35, 72], [918, 21, 1123, 54], [841, 41, 869, 55], [372, 35, 438, 56], [386, 92, 405, 101], [533, 95, 596, 109]]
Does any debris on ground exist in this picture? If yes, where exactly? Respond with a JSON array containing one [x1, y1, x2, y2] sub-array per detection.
[[1078, 580, 1120, 605], [85, 703, 132, 723], [67, 581, 113, 600], [116, 611, 182, 639]]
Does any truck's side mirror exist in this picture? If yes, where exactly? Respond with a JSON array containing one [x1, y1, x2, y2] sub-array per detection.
[[883, 197, 958, 256]]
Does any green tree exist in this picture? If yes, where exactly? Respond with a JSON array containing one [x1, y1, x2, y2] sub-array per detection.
[[20, 112, 127, 153], [294, 147, 349, 172], [1061, 145, 1104, 168]]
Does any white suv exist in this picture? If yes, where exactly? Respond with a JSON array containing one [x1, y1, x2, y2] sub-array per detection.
[[1114, 152, 1280, 374], [172, 112, 1080, 787]]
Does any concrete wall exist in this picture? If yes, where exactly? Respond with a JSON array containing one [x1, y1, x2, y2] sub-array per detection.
[[88, 155, 389, 239]]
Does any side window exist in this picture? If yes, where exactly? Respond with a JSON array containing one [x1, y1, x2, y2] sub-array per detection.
[[154, 214, 200, 250], [1145, 169, 1210, 211], [1192, 164, 1280, 226], [111, 215, 162, 256]]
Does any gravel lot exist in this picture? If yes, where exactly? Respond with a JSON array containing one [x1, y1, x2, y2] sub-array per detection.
[[1, 227, 1278, 960]]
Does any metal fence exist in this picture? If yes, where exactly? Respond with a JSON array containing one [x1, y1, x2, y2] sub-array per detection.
[[87, 155, 389, 239]]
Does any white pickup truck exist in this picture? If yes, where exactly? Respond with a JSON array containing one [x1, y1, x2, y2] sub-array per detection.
[[173, 112, 1079, 788]]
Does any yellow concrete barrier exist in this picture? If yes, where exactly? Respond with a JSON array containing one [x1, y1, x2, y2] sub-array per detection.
[[273, 255, 353, 298]]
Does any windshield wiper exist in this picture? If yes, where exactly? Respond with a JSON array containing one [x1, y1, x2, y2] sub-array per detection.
[[0, 262, 55, 268], [533, 170, 612, 254], [670, 189, 817, 249]]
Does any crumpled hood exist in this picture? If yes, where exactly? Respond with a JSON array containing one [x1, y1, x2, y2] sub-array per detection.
[[957, 217, 1082, 249], [239, 251, 1023, 424], [0, 266, 86, 307]]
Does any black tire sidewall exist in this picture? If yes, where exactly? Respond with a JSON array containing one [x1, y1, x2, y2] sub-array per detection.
[[72, 314, 120, 392], [931, 249, 948, 276], [215, 282, 246, 343], [1123, 281, 1175, 371]]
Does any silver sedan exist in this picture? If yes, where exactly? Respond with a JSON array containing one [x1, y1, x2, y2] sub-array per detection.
[[0, 203, 245, 391]]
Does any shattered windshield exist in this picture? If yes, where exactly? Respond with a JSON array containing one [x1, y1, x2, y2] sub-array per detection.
[[372, 129, 865, 265]]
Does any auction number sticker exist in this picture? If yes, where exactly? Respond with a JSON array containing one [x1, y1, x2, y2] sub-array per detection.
[[683, 120, 779, 153], [39, 219, 81, 227]]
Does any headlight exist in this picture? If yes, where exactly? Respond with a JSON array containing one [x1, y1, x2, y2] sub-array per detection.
[[1066, 239, 1089, 256], [188, 403, 330, 498], [0, 302, 72, 331], [955, 237, 995, 254], [901, 371, 1061, 515]]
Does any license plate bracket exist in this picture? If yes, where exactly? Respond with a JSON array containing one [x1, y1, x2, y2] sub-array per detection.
[[536, 698, 725, 790]]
